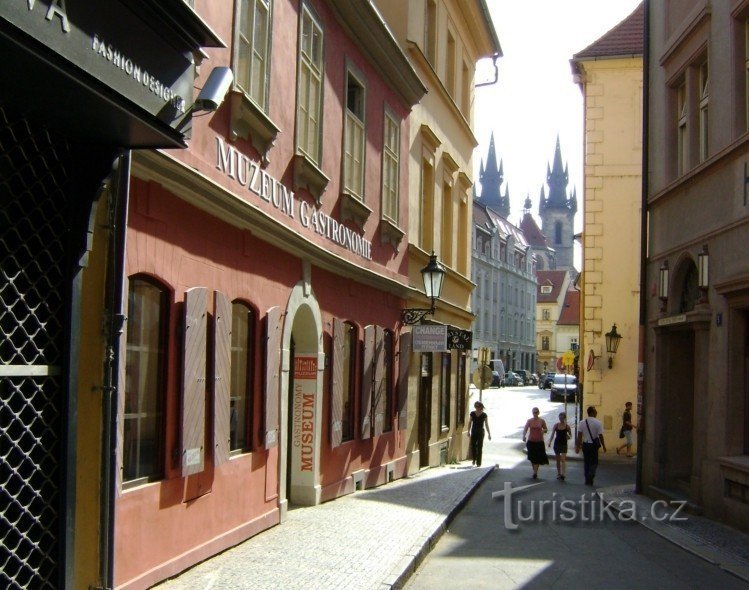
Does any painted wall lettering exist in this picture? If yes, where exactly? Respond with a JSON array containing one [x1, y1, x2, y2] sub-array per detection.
[[215, 137, 372, 260]]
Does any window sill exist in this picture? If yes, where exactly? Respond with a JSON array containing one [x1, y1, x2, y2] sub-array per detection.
[[340, 191, 371, 230], [293, 153, 329, 204], [380, 217, 404, 252], [229, 90, 280, 167], [718, 456, 749, 473]]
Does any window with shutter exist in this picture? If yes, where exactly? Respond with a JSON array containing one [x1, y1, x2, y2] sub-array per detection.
[[361, 324, 375, 439], [264, 306, 282, 448], [182, 287, 208, 477], [230, 300, 255, 452], [214, 292, 232, 467], [124, 276, 168, 485], [397, 332, 411, 430]]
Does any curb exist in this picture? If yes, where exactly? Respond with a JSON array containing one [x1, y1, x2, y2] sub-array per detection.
[[601, 485, 749, 585], [382, 465, 496, 589]]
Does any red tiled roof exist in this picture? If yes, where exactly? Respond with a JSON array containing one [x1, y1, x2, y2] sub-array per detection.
[[558, 289, 580, 325], [573, 3, 644, 60], [537, 270, 567, 302], [520, 213, 549, 248]]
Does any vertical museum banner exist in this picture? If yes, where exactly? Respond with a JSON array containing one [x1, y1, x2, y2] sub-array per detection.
[[292, 356, 317, 481]]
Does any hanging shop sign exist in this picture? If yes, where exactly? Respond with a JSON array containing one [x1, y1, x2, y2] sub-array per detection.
[[412, 325, 448, 352], [2, 0, 194, 131], [216, 137, 373, 261], [447, 327, 472, 350]]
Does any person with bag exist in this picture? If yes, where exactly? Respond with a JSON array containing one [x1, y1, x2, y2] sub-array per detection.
[[575, 406, 606, 486], [616, 401, 636, 457]]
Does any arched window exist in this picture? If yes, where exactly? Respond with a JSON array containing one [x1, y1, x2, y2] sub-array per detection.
[[124, 276, 169, 484], [555, 221, 563, 245], [679, 264, 699, 313], [231, 301, 255, 451]]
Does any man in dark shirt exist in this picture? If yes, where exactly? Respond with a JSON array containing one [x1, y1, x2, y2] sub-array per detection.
[[616, 401, 636, 457]]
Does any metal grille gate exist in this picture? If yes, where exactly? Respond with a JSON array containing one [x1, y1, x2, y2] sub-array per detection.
[[1, 105, 72, 588]]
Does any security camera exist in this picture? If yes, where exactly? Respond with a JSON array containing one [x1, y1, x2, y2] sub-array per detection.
[[193, 66, 234, 112]]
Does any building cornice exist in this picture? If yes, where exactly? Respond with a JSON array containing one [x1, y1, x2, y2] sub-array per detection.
[[326, 0, 427, 107]]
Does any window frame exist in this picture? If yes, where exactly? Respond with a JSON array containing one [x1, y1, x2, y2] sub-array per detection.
[[235, 0, 272, 112], [381, 107, 401, 224], [343, 64, 367, 201], [425, 0, 437, 67], [123, 275, 170, 488], [296, 2, 325, 165], [677, 80, 688, 176], [698, 60, 709, 162]]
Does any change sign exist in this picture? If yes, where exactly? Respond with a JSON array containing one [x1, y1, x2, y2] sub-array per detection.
[[412, 325, 448, 352]]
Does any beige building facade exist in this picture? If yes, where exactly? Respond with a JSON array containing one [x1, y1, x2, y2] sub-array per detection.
[[571, 4, 643, 442], [376, 0, 500, 469]]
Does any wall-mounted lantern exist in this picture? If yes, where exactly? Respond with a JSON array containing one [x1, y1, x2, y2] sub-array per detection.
[[605, 324, 622, 369], [658, 260, 669, 312], [401, 253, 446, 325]]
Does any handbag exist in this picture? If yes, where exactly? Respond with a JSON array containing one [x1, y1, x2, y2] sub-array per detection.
[[585, 419, 602, 449]]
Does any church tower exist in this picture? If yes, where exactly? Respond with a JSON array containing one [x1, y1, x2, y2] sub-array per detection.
[[538, 136, 577, 270], [477, 132, 510, 218]]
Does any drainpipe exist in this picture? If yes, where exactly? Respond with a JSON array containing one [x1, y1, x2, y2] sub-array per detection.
[[99, 150, 130, 589], [636, 0, 650, 495]]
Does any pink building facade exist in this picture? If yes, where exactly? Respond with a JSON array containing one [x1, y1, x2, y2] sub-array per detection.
[[114, 1, 425, 587]]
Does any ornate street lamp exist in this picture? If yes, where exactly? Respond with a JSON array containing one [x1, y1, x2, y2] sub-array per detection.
[[605, 324, 622, 369], [401, 253, 446, 325]]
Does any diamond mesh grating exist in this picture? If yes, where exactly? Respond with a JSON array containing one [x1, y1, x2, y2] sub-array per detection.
[[1, 104, 71, 589]]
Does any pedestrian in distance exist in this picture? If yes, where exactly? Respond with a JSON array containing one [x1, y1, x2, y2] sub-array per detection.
[[467, 401, 491, 467], [522, 407, 548, 479], [575, 406, 606, 486], [548, 411, 571, 480], [616, 401, 636, 457]]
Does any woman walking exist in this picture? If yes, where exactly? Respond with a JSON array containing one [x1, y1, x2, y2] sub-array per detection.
[[467, 401, 491, 467], [523, 407, 548, 479], [548, 412, 571, 480]]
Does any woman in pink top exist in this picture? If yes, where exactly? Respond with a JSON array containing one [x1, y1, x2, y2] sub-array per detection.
[[522, 407, 549, 479]]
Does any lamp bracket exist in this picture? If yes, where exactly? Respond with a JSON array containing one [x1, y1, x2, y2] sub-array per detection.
[[401, 308, 433, 325]]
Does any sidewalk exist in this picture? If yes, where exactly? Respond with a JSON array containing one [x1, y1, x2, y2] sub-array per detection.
[[600, 483, 749, 584], [154, 465, 494, 590]]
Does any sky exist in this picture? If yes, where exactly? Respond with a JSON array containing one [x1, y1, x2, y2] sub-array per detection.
[[474, 0, 643, 233]]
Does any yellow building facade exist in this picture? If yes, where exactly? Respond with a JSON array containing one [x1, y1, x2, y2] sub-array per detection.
[[375, 0, 500, 469], [571, 4, 643, 443]]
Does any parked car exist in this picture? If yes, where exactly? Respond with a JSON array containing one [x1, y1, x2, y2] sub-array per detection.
[[529, 373, 539, 385], [502, 371, 523, 386], [549, 374, 578, 402], [539, 372, 556, 389], [514, 369, 532, 385], [491, 371, 501, 387]]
